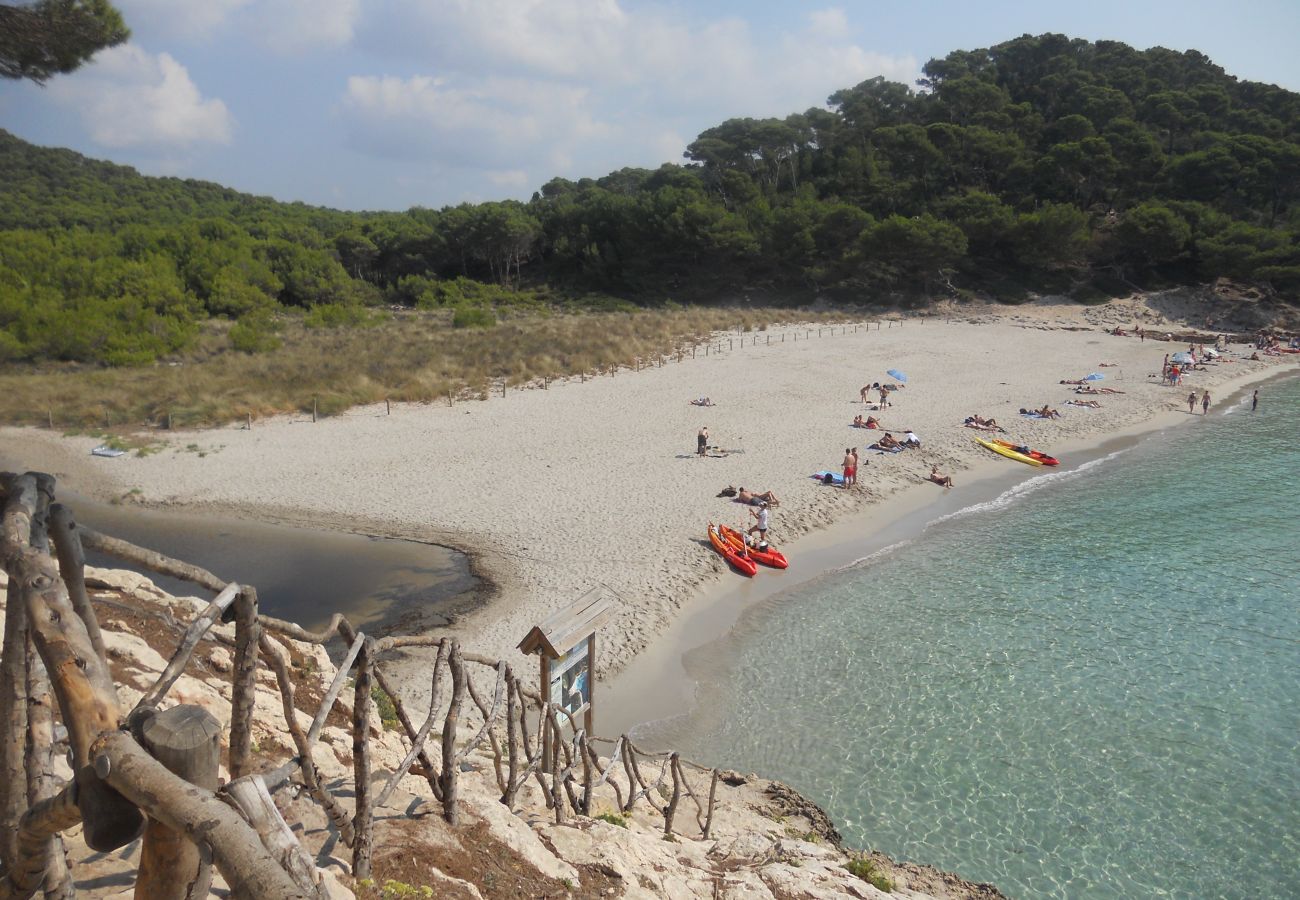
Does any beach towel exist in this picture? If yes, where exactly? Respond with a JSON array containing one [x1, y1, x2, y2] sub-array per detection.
[[811, 471, 846, 486], [1020, 412, 1051, 419], [866, 445, 904, 453], [90, 446, 126, 458]]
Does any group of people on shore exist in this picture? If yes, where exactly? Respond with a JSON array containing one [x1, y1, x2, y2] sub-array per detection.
[[1188, 390, 1212, 414]]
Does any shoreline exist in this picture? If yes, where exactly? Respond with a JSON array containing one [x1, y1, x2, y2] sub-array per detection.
[[599, 365, 1293, 739], [2, 302, 1296, 707]]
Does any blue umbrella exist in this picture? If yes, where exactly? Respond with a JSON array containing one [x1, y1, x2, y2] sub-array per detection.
[[1084, 372, 1105, 381], [886, 369, 908, 383]]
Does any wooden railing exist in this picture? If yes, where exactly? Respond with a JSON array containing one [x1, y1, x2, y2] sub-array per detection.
[[0, 471, 722, 898]]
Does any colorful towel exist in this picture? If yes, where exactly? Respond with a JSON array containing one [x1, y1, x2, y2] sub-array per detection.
[[811, 471, 846, 485]]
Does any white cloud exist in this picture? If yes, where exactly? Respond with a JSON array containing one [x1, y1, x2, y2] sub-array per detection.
[[49, 45, 233, 149], [807, 8, 851, 41], [340, 74, 610, 170], [116, 0, 254, 39], [250, 0, 359, 52], [117, 0, 357, 50]]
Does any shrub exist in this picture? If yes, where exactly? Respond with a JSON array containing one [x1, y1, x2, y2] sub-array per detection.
[[229, 310, 282, 353], [594, 812, 628, 828], [845, 856, 893, 892], [452, 305, 496, 328], [304, 303, 383, 329], [370, 684, 400, 731]]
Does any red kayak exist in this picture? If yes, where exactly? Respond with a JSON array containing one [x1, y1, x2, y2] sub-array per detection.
[[708, 523, 757, 576], [992, 439, 1059, 466], [719, 524, 789, 569]]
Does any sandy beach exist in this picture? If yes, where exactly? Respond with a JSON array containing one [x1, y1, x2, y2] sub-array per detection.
[[3, 298, 1296, 701]]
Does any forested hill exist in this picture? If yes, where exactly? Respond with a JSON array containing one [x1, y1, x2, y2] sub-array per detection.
[[3, 33, 1299, 366]]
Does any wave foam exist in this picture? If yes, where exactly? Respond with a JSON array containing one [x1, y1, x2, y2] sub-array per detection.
[[931, 449, 1130, 526]]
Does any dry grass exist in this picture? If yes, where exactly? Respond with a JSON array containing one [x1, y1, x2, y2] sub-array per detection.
[[1, 307, 856, 429]]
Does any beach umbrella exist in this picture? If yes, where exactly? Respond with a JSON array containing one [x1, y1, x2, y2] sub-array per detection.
[[886, 369, 908, 383], [1084, 372, 1105, 381], [1172, 352, 1194, 364]]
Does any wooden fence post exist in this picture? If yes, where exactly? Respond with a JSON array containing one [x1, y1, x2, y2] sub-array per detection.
[[48, 503, 106, 663], [0, 474, 37, 863], [228, 587, 260, 779], [386, 398, 391, 415], [135, 705, 221, 900], [46, 411, 53, 430], [311, 397, 317, 423], [440, 643, 466, 825], [351, 639, 374, 882], [246, 413, 252, 431]]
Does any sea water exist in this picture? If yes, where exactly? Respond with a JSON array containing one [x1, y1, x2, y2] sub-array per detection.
[[665, 377, 1299, 898]]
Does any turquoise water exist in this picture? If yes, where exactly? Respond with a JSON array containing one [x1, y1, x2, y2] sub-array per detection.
[[666, 378, 1299, 898]]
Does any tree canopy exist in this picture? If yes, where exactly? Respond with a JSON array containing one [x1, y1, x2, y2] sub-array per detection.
[[0, 0, 128, 83], [2, 32, 1298, 365]]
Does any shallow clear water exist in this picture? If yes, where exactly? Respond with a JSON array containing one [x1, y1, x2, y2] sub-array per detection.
[[667, 378, 1299, 898]]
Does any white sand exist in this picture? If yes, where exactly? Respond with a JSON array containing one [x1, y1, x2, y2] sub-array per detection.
[[3, 301, 1295, 687]]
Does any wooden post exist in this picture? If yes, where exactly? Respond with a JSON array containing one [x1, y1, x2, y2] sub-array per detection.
[[386, 398, 391, 415], [728, 339, 732, 351], [46, 411, 53, 430], [351, 639, 374, 881], [440, 644, 467, 824], [135, 705, 221, 900], [246, 412, 252, 430], [224, 775, 326, 898], [501, 380, 506, 398], [166, 412, 172, 430], [311, 397, 317, 423], [228, 587, 260, 779], [23, 483, 73, 897], [0, 474, 36, 864], [17, 550, 144, 852], [90, 732, 308, 899], [448, 390, 453, 407]]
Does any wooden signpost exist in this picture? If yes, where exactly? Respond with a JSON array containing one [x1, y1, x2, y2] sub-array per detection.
[[517, 587, 612, 744]]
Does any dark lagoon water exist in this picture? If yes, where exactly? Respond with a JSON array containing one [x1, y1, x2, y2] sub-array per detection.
[[655, 376, 1299, 898], [2, 477, 480, 636]]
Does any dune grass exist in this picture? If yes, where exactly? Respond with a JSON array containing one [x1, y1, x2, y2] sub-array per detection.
[[2, 306, 859, 430]]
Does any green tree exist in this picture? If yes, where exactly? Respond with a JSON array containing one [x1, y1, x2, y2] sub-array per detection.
[[0, 0, 128, 83]]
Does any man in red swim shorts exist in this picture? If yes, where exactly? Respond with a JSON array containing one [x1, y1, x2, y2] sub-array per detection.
[[842, 447, 856, 488]]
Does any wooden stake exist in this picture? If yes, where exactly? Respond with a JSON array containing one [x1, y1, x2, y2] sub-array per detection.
[[48, 504, 106, 664], [46, 411, 53, 430], [136, 705, 221, 900], [246, 412, 252, 431], [311, 397, 317, 423], [386, 398, 391, 415], [228, 587, 260, 779], [90, 732, 307, 899], [351, 639, 374, 881]]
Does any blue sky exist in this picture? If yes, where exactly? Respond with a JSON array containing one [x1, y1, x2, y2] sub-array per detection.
[[2, 1, 1297, 212]]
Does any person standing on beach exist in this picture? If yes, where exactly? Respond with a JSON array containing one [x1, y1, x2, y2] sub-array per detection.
[[879, 387, 890, 409], [842, 448, 856, 488], [697, 426, 709, 456], [1188, 391, 1197, 413], [1202, 391, 1211, 414], [1252, 390, 1259, 411], [748, 501, 770, 544]]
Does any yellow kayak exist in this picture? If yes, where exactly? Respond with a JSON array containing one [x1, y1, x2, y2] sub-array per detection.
[[975, 437, 1043, 466]]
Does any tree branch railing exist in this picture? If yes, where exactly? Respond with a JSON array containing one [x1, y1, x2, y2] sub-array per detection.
[[0, 472, 725, 898]]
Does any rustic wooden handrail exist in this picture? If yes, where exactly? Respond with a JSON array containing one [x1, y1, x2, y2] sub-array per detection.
[[0, 471, 738, 900]]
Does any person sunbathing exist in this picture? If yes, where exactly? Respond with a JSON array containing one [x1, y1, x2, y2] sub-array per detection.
[[1038, 405, 1061, 419], [736, 488, 780, 507], [928, 465, 954, 488], [852, 415, 881, 429], [964, 415, 1002, 431], [875, 432, 901, 450], [1074, 386, 1102, 394], [1059, 379, 1087, 385], [690, 397, 714, 406], [1067, 399, 1102, 408]]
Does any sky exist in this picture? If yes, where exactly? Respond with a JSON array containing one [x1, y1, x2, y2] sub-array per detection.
[[2, 0, 1298, 213]]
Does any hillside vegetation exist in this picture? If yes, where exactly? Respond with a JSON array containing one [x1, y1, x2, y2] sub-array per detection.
[[2, 32, 1298, 370]]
